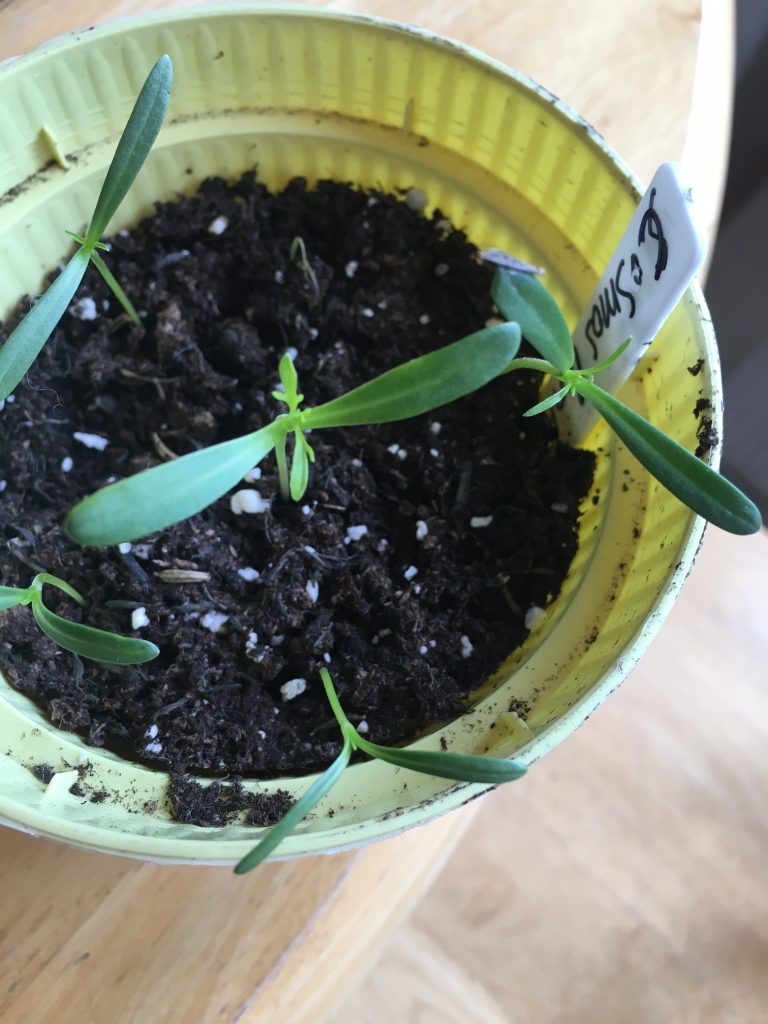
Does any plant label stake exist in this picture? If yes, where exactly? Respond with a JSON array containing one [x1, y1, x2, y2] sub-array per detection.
[[560, 161, 707, 444]]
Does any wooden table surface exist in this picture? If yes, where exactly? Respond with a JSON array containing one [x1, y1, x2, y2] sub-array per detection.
[[336, 526, 768, 1024], [2, 3, 759, 1024]]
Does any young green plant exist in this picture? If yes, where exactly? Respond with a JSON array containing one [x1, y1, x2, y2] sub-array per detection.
[[0, 55, 173, 402], [234, 667, 526, 872], [0, 573, 159, 664], [288, 236, 320, 297], [491, 269, 762, 536], [63, 322, 522, 545]]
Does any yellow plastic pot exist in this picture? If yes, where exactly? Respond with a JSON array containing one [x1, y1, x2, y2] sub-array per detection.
[[0, 8, 720, 863]]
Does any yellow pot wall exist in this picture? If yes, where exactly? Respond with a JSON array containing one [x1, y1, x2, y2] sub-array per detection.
[[0, 8, 719, 862]]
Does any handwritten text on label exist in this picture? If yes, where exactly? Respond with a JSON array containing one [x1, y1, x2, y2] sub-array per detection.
[[561, 161, 706, 444]]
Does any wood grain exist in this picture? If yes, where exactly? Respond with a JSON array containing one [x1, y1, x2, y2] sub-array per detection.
[[0, 3, 741, 1023], [0, 806, 476, 1024]]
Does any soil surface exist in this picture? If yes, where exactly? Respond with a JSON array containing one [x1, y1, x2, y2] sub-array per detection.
[[0, 174, 594, 784]]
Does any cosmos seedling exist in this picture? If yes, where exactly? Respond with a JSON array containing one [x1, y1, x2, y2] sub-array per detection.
[[234, 667, 526, 872], [64, 322, 522, 544], [0, 574, 159, 664], [0, 56, 173, 402], [492, 270, 762, 535], [288, 236, 320, 297], [272, 353, 316, 501]]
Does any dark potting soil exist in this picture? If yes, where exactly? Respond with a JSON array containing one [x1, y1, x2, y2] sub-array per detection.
[[0, 173, 594, 789], [167, 773, 294, 828]]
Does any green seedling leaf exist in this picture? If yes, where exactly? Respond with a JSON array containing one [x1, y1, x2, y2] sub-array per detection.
[[504, 356, 560, 376], [0, 248, 90, 402], [0, 586, 27, 611], [274, 433, 290, 501], [2, 574, 158, 662], [492, 269, 574, 372], [65, 231, 108, 252], [31, 598, 159, 664], [354, 736, 527, 784], [86, 55, 173, 244], [233, 667, 529, 874], [575, 378, 762, 535], [89, 250, 141, 324], [3, 574, 159, 664], [304, 323, 521, 430], [234, 738, 352, 873], [275, 353, 301, 413], [320, 666, 527, 784], [288, 236, 320, 295], [65, 422, 282, 545], [523, 383, 570, 418], [319, 667, 348, 728], [0, 58, 171, 402], [583, 336, 632, 376], [272, 357, 318, 502], [289, 437, 310, 502], [33, 572, 85, 606]]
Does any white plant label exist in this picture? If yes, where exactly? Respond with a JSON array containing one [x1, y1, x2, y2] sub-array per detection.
[[560, 161, 707, 443]]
